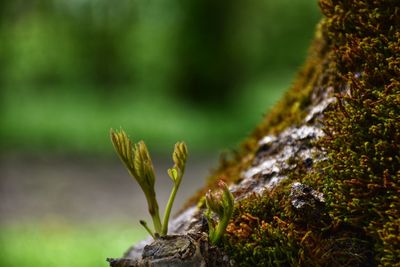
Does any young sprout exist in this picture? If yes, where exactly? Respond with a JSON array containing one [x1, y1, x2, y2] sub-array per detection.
[[162, 142, 187, 235], [110, 129, 162, 235], [110, 128, 188, 238], [205, 180, 235, 245]]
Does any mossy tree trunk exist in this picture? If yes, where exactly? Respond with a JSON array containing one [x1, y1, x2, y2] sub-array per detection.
[[109, 1, 400, 266]]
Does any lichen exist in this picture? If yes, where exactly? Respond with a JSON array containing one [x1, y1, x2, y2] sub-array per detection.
[[188, 0, 400, 266]]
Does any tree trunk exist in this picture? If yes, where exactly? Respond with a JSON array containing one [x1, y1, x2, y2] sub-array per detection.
[[108, 1, 400, 266]]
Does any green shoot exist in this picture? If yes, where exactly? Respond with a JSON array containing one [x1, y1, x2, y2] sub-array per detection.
[[205, 180, 234, 245], [162, 142, 187, 235], [110, 128, 187, 238]]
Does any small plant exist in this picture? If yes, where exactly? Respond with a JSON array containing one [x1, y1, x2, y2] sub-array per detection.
[[110, 128, 188, 238], [205, 180, 235, 245]]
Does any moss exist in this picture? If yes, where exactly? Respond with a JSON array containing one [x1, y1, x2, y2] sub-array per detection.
[[379, 218, 400, 265], [185, 1, 399, 266], [317, 1, 400, 265], [223, 184, 300, 267]]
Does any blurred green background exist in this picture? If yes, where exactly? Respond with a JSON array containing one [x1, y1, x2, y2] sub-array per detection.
[[0, 0, 320, 266]]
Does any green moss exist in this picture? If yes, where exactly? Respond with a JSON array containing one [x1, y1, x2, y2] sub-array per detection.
[[318, 1, 400, 265], [223, 185, 299, 267], [221, 157, 375, 266], [191, 0, 400, 266]]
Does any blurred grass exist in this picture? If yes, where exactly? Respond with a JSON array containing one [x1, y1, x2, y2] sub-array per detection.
[[0, 222, 147, 267]]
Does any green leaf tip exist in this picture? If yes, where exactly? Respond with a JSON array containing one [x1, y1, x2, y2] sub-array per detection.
[[171, 141, 188, 180], [168, 168, 178, 181]]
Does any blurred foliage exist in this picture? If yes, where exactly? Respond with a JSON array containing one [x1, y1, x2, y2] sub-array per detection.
[[0, 0, 320, 154]]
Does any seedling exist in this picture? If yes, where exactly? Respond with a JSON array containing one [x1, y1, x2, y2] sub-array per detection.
[[110, 129, 187, 238], [205, 180, 235, 245]]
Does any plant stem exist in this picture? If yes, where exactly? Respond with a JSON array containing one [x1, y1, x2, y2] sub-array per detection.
[[151, 210, 163, 235], [144, 194, 163, 235], [212, 215, 230, 245], [161, 182, 180, 236]]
